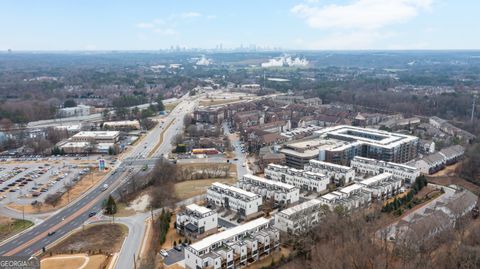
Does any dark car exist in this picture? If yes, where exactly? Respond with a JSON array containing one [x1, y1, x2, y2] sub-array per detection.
[[88, 212, 97, 217], [174, 245, 182, 251], [47, 231, 56, 236]]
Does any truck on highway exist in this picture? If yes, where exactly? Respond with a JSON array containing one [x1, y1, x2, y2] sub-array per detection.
[[101, 184, 108, 191]]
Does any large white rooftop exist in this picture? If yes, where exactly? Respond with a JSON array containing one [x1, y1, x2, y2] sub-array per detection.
[[314, 125, 418, 149], [73, 131, 120, 138], [339, 183, 364, 194], [189, 217, 270, 251]]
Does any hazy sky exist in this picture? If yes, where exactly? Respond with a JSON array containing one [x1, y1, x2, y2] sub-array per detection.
[[1, 0, 478, 51]]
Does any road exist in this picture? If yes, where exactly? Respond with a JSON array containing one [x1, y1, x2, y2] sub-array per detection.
[[0, 93, 198, 258], [222, 121, 249, 178]]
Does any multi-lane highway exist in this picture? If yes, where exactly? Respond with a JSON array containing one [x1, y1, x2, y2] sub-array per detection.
[[0, 93, 198, 257]]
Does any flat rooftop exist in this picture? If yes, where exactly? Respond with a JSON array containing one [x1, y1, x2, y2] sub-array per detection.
[[190, 217, 270, 251], [279, 199, 322, 217], [186, 204, 212, 215], [211, 182, 259, 198], [73, 131, 120, 138], [243, 174, 297, 190], [314, 125, 418, 149], [359, 173, 392, 186]]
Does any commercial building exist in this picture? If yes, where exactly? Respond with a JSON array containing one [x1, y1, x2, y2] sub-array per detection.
[[57, 105, 92, 118], [238, 174, 299, 205], [274, 199, 323, 234], [264, 164, 329, 193], [103, 120, 140, 130], [57, 131, 120, 154], [305, 159, 355, 186], [70, 131, 120, 144], [350, 156, 420, 183], [176, 204, 218, 240], [184, 217, 280, 269], [206, 183, 263, 219], [314, 125, 419, 165]]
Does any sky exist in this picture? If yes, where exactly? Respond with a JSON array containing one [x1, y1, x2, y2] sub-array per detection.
[[0, 0, 479, 51]]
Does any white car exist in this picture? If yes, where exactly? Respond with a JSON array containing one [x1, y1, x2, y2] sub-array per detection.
[[160, 249, 169, 257]]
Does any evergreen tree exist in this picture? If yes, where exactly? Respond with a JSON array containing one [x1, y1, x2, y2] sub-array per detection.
[[104, 195, 117, 215]]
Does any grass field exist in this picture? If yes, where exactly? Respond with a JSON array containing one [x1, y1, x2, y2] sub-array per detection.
[[41, 254, 108, 269], [248, 247, 291, 269], [48, 223, 128, 255], [174, 178, 237, 200], [165, 102, 179, 112], [0, 217, 33, 241]]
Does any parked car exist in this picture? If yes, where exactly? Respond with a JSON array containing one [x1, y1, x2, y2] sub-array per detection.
[[160, 249, 168, 257], [174, 245, 182, 251], [88, 212, 97, 217]]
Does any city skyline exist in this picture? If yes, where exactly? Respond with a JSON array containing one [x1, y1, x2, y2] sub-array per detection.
[[1, 0, 479, 51]]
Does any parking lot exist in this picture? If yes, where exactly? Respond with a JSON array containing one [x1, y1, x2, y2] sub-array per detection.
[[163, 246, 185, 266], [0, 162, 91, 205]]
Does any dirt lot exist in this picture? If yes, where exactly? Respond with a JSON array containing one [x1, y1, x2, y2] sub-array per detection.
[[428, 175, 480, 195], [7, 168, 107, 214], [175, 178, 236, 200], [431, 163, 461, 177], [0, 216, 33, 241], [41, 254, 108, 269], [48, 223, 127, 255], [199, 98, 240, 106]]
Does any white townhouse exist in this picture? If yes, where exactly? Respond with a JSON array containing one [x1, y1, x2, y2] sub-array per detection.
[[184, 217, 280, 269], [274, 199, 324, 234], [264, 163, 329, 193], [238, 174, 299, 205], [305, 159, 355, 185], [356, 173, 403, 200], [206, 182, 263, 219], [176, 204, 218, 240], [318, 183, 371, 211], [350, 156, 420, 183]]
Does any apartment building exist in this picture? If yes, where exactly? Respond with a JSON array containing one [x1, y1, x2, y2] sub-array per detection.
[[184, 217, 280, 269], [305, 159, 355, 186], [314, 125, 419, 164], [356, 173, 403, 200], [279, 138, 342, 169], [318, 184, 371, 211], [264, 164, 329, 192], [206, 183, 263, 219], [238, 174, 299, 205], [274, 199, 323, 234], [350, 156, 420, 183], [176, 204, 218, 240]]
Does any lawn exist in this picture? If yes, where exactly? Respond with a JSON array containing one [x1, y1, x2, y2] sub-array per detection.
[[47, 223, 128, 255], [175, 178, 237, 200], [165, 102, 179, 112], [0, 217, 34, 241]]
